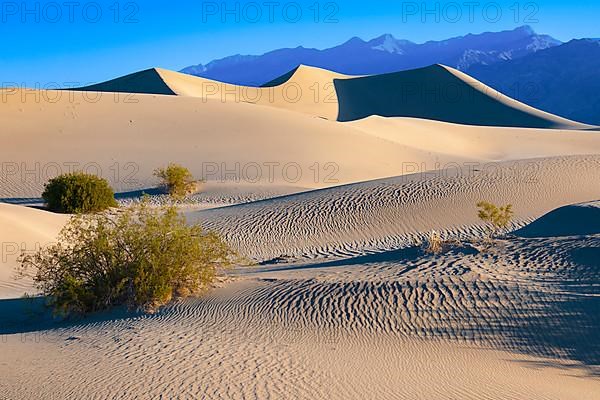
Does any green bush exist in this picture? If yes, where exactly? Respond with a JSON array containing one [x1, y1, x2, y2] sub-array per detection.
[[154, 163, 197, 198], [42, 172, 117, 213], [18, 202, 233, 316], [477, 201, 514, 238]]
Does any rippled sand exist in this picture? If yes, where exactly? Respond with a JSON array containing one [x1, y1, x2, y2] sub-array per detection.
[[1, 233, 598, 399], [1, 156, 599, 399]]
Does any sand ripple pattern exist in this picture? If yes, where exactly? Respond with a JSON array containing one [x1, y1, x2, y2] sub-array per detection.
[[193, 156, 600, 262], [1, 235, 598, 399], [2, 156, 600, 399]]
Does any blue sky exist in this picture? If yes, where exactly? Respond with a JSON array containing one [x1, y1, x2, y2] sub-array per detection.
[[1, 0, 598, 85]]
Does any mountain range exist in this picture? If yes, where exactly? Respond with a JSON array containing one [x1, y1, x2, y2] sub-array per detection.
[[181, 26, 559, 86], [181, 26, 600, 125]]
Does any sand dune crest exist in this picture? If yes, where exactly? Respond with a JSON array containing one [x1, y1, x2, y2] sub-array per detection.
[[335, 64, 591, 128]]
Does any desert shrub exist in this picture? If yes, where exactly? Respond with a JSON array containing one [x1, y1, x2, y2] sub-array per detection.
[[42, 172, 117, 213], [477, 201, 514, 238], [18, 202, 233, 316], [420, 231, 462, 254], [423, 230, 443, 254], [154, 163, 197, 198]]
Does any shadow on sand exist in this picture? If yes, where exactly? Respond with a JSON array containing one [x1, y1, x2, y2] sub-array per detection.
[[0, 188, 163, 206], [0, 297, 143, 336]]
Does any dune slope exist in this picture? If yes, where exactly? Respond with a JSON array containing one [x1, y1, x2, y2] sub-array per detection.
[[516, 201, 600, 237], [0, 88, 471, 197], [74, 65, 591, 127], [190, 156, 600, 262], [0, 204, 67, 298], [2, 86, 600, 201], [347, 116, 600, 160], [77, 66, 346, 119], [74, 68, 176, 95], [335, 64, 591, 128]]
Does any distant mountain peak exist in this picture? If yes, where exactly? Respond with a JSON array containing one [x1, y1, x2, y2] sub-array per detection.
[[374, 33, 396, 41], [515, 25, 535, 35], [343, 36, 367, 46], [368, 33, 413, 54]]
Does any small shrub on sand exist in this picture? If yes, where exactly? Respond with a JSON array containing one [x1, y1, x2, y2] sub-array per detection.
[[18, 202, 233, 316], [423, 230, 443, 254], [477, 201, 514, 238], [154, 163, 198, 198], [42, 172, 117, 213], [420, 231, 463, 254]]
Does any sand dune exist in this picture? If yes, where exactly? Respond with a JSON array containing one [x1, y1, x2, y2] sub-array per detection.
[[76, 65, 345, 119], [0, 204, 67, 298], [258, 64, 350, 119], [516, 201, 600, 237], [335, 64, 592, 128], [1, 87, 465, 197], [2, 85, 599, 201], [73, 64, 592, 128], [348, 116, 600, 160], [190, 156, 600, 262], [1, 155, 599, 399], [73, 68, 178, 95]]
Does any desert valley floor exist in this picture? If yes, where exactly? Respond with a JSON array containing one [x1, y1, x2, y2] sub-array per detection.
[[0, 65, 599, 399]]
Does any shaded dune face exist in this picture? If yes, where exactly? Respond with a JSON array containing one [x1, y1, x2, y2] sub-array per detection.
[[74, 68, 177, 95], [334, 64, 585, 128], [261, 66, 300, 87], [516, 201, 600, 238]]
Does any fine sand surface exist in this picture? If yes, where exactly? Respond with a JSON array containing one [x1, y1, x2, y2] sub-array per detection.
[[0, 204, 68, 299], [1, 156, 599, 399], [1, 65, 599, 399], [348, 116, 600, 161]]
